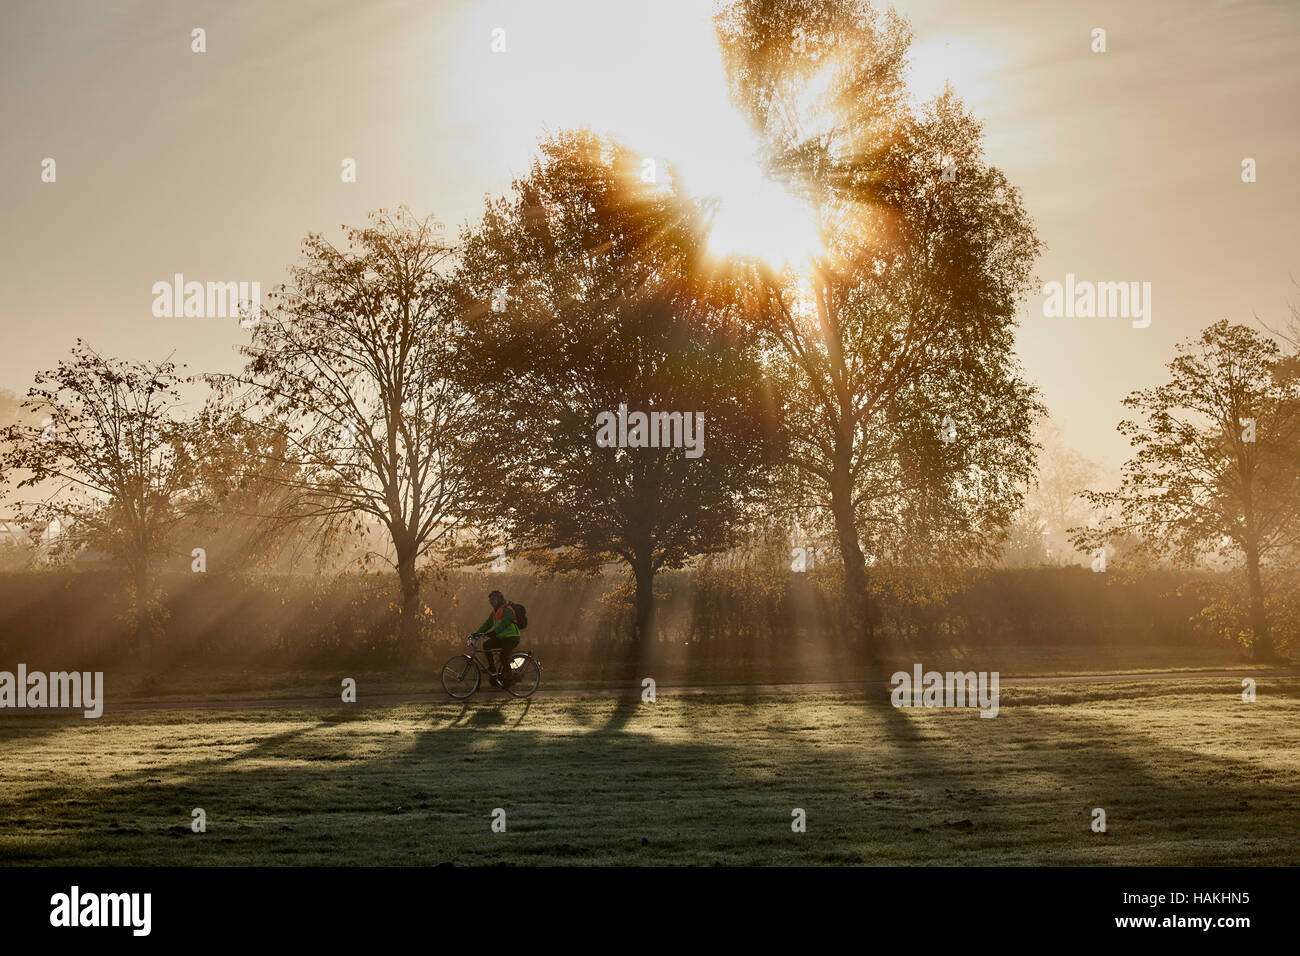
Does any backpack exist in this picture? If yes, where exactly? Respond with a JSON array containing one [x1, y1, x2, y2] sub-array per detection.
[[507, 601, 528, 629]]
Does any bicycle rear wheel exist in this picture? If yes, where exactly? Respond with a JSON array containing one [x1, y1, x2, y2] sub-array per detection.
[[441, 655, 481, 699], [504, 653, 541, 698]]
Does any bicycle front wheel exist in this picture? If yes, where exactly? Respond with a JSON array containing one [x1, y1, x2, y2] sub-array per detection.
[[441, 655, 481, 699], [505, 653, 541, 698]]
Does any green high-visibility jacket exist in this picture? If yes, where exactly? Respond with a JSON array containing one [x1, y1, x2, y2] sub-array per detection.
[[476, 604, 520, 641]]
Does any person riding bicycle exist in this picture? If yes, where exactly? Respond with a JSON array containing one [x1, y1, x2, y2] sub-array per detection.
[[473, 589, 520, 686]]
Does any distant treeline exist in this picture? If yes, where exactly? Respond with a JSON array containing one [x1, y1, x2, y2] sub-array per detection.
[[0, 565, 1229, 677]]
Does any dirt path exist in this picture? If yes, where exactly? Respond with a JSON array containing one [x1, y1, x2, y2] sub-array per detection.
[[5, 666, 1292, 718]]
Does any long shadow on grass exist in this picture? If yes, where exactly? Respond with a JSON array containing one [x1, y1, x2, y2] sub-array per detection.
[[8, 689, 1294, 865], [999, 700, 1300, 863], [0, 698, 782, 864], [869, 685, 1300, 864]]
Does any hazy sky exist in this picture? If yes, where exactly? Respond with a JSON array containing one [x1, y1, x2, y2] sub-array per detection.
[[2, 0, 1297, 472]]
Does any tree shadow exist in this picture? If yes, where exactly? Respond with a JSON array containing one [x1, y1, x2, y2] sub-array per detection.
[[3, 685, 1297, 865], [870, 683, 1300, 863], [0, 699, 744, 864]]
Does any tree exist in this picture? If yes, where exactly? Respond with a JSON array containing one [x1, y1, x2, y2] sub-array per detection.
[[179, 408, 325, 575], [216, 208, 476, 648], [1074, 320, 1300, 661], [0, 342, 201, 655], [715, 0, 1043, 643], [0, 386, 38, 496], [456, 130, 780, 644], [1003, 420, 1101, 566]]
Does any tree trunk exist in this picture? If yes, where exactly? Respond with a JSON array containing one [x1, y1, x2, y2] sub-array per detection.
[[396, 547, 422, 649], [830, 461, 869, 646], [132, 562, 152, 663], [1244, 542, 1275, 662], [811, 259, 871, 656], [632, 552, 656, 645]]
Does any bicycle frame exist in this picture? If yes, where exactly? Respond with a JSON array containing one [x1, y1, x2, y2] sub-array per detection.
[[464, 635, 509, 676], [464, 635, 540, 677], [443, 634, 541, 699]]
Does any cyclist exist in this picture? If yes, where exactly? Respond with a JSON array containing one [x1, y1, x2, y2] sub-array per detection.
[[473, 589, 520, 686]]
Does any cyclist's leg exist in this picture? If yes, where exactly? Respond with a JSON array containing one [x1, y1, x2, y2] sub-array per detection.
[[501, 639, 520, 684], [483, 636, 503, 678]]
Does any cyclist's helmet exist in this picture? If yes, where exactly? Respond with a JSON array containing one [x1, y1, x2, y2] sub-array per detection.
[[488, 589, 504, 601]]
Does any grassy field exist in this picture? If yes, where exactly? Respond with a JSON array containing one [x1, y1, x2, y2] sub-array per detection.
[[2, 677, 1298, 865], [56, 642, 1267, 704]]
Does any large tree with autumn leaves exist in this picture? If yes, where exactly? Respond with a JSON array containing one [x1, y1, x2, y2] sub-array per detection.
[[454, 130, 781, 646], [714, 0, 1044, 643]]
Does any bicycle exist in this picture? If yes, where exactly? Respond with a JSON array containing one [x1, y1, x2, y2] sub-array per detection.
[[441, 633, 542, 699]]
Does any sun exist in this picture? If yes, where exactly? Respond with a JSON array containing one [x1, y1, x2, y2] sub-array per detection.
[[701, 161, 822, 269], [646, 34, 822, 270], [447, 0, 824, 270], [671, 124, 822, 270]]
